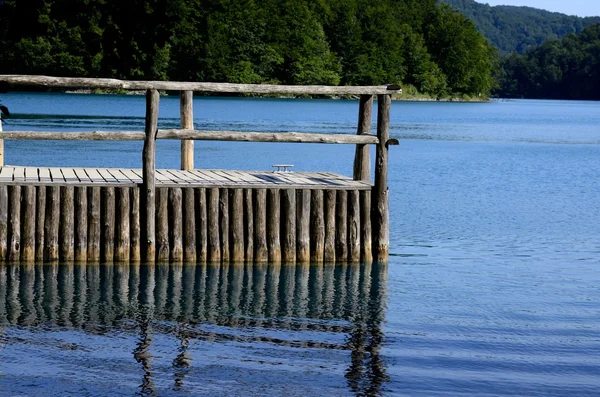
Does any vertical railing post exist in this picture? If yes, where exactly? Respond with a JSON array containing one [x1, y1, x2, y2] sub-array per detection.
[[142, 89, 159, 262], [353, 94, 373, 181], [372, 94, 391, 261], [0, 111, 4, 166], [180, 91, 194, 170]]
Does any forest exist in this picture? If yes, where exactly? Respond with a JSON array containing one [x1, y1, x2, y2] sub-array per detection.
[[442, 0, 600, 54], [0, 0, 496, 98], [495, 24, 600, 100]]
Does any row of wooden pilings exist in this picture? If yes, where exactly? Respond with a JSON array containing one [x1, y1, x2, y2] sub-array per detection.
[[0, 184, 374, 264]]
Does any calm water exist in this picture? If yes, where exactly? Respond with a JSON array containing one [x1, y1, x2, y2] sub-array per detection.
[[1, 94, 599, 396]]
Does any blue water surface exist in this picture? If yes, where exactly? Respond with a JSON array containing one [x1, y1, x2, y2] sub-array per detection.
[[0, 94, 599, 396]]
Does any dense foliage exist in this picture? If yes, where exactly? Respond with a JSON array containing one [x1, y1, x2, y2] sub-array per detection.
[[442, 0, 600, 54], [495, 24, 600, 100], [0, 0, 496, 97]]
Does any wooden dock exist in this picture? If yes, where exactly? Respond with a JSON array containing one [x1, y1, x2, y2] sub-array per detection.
[[0, 75, 399, 264]]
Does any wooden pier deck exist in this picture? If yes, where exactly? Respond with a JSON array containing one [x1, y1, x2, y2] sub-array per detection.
[[0, 166, 372, 190], [0, 75, 399, 264]]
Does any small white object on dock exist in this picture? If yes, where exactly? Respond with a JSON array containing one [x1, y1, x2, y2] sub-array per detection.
[[272, 164, 294, 173]]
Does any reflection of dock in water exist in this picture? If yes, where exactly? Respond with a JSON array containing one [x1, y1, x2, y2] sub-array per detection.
[[0, 262, 388, 395]]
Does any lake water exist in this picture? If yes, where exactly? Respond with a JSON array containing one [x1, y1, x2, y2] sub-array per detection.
[[0, 94, 599, 396]]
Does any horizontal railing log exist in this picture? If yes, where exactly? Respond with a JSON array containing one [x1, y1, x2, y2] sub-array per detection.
[[0, 76, 396, 263], [0, 130, 381, 144], [0, 74, 401, 95]]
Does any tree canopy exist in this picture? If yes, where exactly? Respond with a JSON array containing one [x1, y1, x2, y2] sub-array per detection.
[[495, 24, 600, 100], [442, 0, 600, 55], [0, 0, 497, 97]]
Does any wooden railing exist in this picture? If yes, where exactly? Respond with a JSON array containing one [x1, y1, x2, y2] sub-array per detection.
[[0, 75, 400, 260]]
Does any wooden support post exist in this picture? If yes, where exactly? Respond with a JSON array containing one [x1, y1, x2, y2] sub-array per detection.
[[101, 186, 115, 262], [9, 185, 21, 261], [0, 185, 7, 261], [142, 89, 159, 262], [220, 188, 230, 262], [254, 189, 268, 262], [183, 188, 196, 262], [156, 187, 169, 262], [336, 190, 348, 262], [75, 186, 87, 262], [324, 190, 336, 262], [207, 187, 221, 262], [282, 189, 296, 262], [196, 188, 208, 262], [231, 189, 244, 262], [353, 95, 373, 181], [170, 187, 183, 262], [35, 186, 46, 262], [296, 189, 310, 262], [244, 189, 254, 262], [115, 187, 131, 262], [373, 94, 391, 261], [267, 189, 281, 262], [87, 187, 101, 262], [131, 187, 141, 262], [0, 112, 3, 166], [360, 190, 372, 262], [45, 186, 60, 262], [60, 186, 75, 261], [180, 90, 194, 170], [310, 190, 325, 262], [348, 190, 361, 262], [22, 186, 36, 262]]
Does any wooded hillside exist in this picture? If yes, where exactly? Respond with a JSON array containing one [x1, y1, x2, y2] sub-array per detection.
[[0, 0, 496, 98]]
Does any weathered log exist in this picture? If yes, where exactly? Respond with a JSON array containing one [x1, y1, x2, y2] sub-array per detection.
[[87, 187, 101, 262], [115, 187, 130, 262], [35, 186, 46, 262], [8, 185, 21, 261], [219, 188, 230, 262], [101, 186, 115, 262], [348, 190, 361, 262], [142, 89, 159, 262], [324, 190, 336, 262], [296, 190, 310, 262], [267, 189, 281, 262], [1, 75, 401, 95], [1, 130, 379, 145], [360, 190, 372, 262], [207, 188, 221, 262], [21, 185, 36, 262], [0, 185, 6, 261], [156, 187, 169, 262], [353, 95, 373, 181], [74, 186, 87, 262], [130, 187, 141, 262], [281, 189, 296, 262], [59, 186, 75, 261], [373, 94, 391, 261], [253, 189, 268, 262], [196, 188, 208, 262], [336, 190, 348, 262], [244, 189, 254, 262], [170, 187, 183, 262], [44, 186, 60, 262], [310, 190, 325, 263], [183, 188, 196, 262], [180, 90, 194, 170], [231, 189, 244, 262]]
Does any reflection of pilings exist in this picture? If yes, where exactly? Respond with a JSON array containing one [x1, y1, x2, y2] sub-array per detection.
[[19, 263, 36, 325], [1, 262, 387, 335]]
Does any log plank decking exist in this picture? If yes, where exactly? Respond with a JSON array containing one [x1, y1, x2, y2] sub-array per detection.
[[0, 166, 372, 190]]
